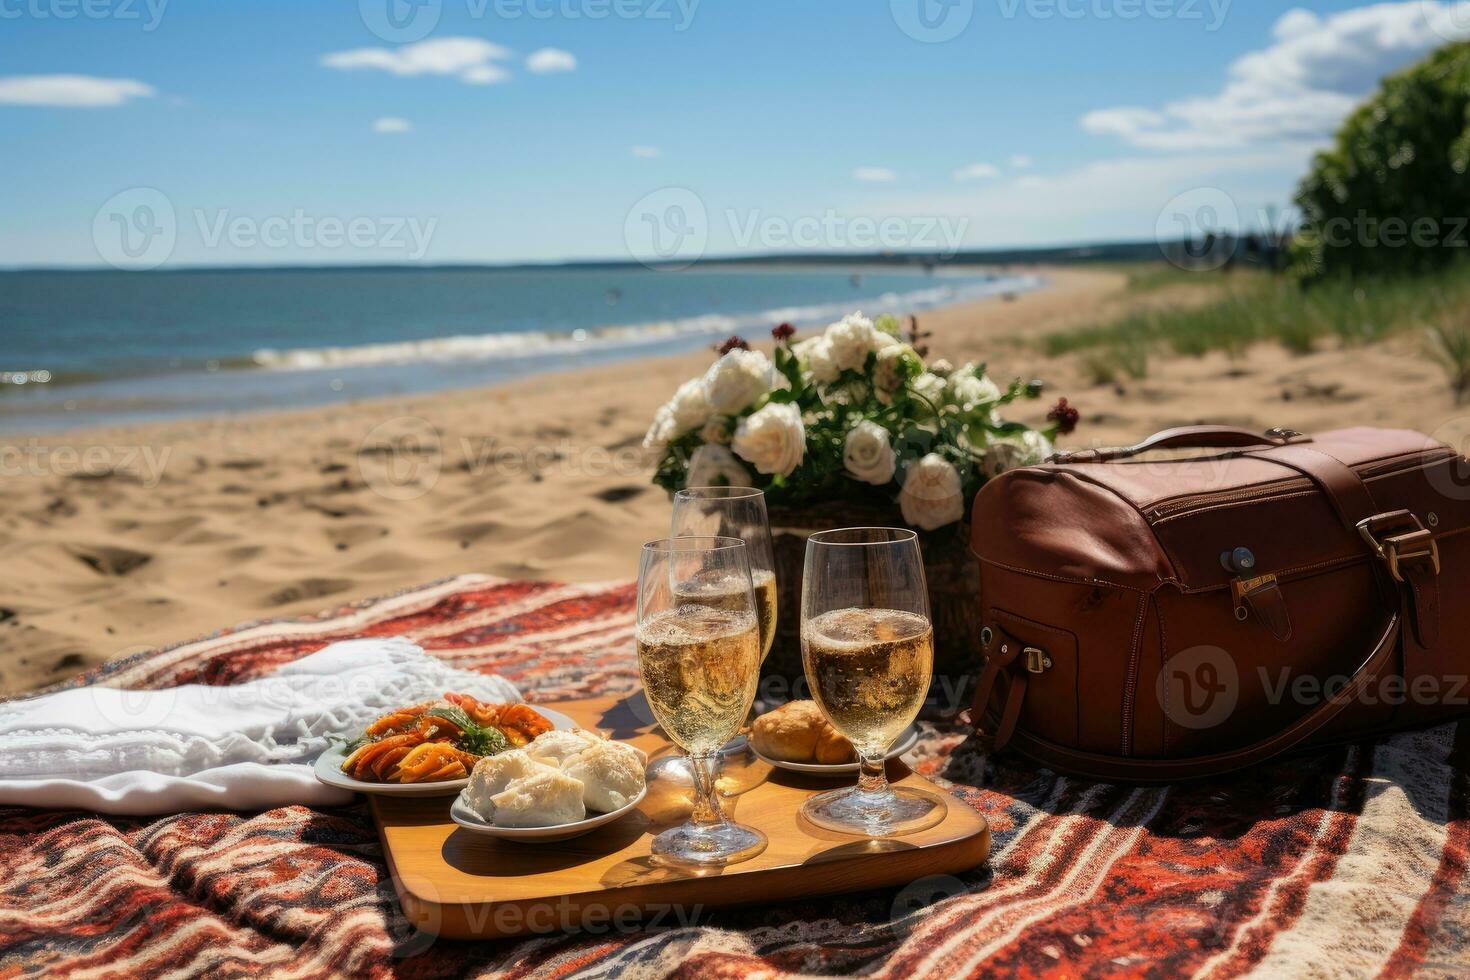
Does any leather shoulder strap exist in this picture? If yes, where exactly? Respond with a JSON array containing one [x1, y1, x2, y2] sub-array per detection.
[[1244, 444, 1379, 531]]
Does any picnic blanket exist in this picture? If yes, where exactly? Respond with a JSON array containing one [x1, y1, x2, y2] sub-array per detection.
[[1, 575, 1465, 978]]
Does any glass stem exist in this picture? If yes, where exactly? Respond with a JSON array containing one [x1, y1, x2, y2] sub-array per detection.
[[688, 753, 724, 827], [857, 752, 889, 796]]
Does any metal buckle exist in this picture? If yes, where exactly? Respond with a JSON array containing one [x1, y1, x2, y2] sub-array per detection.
[[1357, 511, 1441, 583], [1024, 647, 1052, 674], [1230, 572, 1278, 607]]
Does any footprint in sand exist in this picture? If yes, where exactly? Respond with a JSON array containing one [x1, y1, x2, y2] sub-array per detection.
[[266, 578, 352, 607], [595, 486, 647, 504], [68, 545, 152, 577]]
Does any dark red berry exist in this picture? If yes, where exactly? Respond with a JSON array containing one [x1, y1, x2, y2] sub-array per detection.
[[1047, 398, 1080, 436], [772, 323, 796, 343]]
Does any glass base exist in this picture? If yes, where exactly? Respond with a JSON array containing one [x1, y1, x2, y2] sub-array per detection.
[[650, 821, 768, 869], [800, 785, 947, 838]]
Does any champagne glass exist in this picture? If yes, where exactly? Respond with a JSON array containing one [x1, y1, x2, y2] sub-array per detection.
[[672, 487, 778, 664], [637, 536, 768, 867], [799, 527, 946, 838], [672, 487, 777, 757]]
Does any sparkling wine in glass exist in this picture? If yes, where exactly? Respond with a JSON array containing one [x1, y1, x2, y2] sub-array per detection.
[[799, 527, 946, 838], [671, 487, 778, 662], [637, 536, 768, 867]]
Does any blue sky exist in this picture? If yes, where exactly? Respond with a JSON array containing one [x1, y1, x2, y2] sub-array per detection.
[[3, 0, 1469, 267]]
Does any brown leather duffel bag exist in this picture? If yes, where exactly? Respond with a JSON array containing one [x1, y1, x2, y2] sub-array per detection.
[[968, 425, 1469, 781]]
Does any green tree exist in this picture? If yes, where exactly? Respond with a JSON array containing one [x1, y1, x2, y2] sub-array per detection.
[[1293, 42, 1470, 280]]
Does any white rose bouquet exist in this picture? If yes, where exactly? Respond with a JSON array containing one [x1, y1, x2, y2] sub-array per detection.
[[647, 312, 1078, 532]]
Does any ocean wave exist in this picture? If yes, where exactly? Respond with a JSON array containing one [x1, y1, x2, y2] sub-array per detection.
[[250, 275, 1042, 372]]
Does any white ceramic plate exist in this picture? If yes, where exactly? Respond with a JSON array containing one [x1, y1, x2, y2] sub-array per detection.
[[313, 705, 578, 797], [449, 785, 647, 843], [749, 725, 921, 777]]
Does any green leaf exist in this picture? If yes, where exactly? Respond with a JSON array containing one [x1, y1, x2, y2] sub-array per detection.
[[426, 705, 509, 756]]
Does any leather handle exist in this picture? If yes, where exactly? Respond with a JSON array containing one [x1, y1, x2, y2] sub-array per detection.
[[1049, 426, 1304, 465], [999, 609, 1402, 782]]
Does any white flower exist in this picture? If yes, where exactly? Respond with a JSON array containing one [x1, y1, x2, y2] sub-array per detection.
[[873, 345, 916, 397], [804, 338, 840, 384], [643, 405, 676, 452], [911, 372, 947, 404], [702, 349, 772, 415], [982, 430, 1054, 479], [686, 444, 751, 488], [899, 453, 967, 531], [948, 367, 1002, 409], [667, 378, 712, 435], [825, 312, 882, 372], [844, 420, 897, 486], [732, 402, 806, 477]]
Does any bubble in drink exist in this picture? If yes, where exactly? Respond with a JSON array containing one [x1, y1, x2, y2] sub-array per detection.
[[673, 567, 778, 662], [637, 605, 761, 756], [802, 607, 933, 757]]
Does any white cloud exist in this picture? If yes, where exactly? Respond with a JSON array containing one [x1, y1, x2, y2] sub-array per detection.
[[0, 74, 155, 107], [1009, 155, 1033, 170], [953, 162, 1000, 181], [373, 116, 412, 133], [873, 148, 1311, 247], [321, 37, 513, 85], [853, 167, 897, 182], [1082, 2, 1470, 151], [631, 145, 661, 158], [526, 48, 577, 74]]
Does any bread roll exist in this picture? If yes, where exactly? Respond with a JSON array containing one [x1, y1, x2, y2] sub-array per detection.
[[750, 701, 855, 764], [750, 701, 823, 762], [813, 724, 856, 764]]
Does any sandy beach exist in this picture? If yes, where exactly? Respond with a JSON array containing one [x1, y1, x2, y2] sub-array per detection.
[[2, 265, 1464, 696]]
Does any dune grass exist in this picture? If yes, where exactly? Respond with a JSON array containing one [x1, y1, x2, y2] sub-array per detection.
[[1045, 263, 1470, 380]]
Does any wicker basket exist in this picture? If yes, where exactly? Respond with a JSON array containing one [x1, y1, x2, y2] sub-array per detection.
[[764, 502, 983, 687]]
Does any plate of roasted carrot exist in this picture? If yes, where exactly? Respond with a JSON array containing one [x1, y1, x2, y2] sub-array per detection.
[[314, 693, 576, 796]]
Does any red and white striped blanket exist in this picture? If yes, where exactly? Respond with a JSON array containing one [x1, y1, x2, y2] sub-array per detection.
[[1, 575, 1465, 978]]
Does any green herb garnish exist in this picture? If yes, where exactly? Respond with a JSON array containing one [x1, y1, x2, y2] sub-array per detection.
[[426, 705, 509, 757]]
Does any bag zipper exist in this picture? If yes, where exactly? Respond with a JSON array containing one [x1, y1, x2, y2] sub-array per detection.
[[1144, 449, 1453, 521]]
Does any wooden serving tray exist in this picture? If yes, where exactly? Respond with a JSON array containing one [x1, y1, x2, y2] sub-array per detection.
[[370, 695, 990, 939]]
